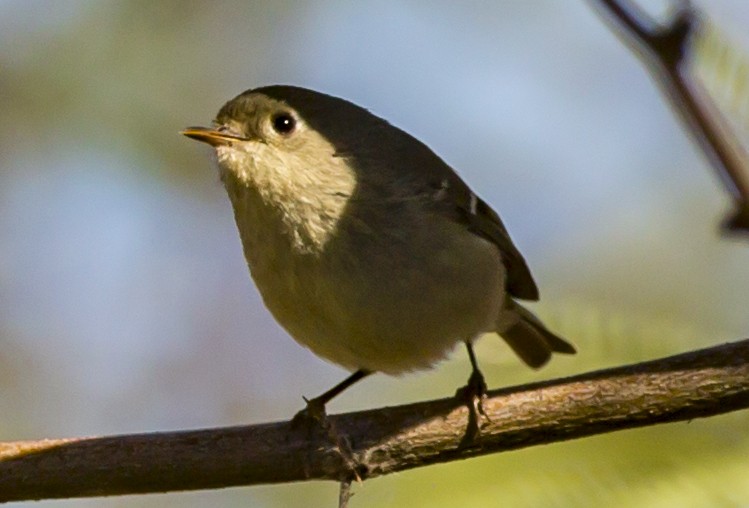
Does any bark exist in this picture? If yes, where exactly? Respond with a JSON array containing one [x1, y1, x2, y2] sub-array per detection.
[[1, 339, 748, 503]]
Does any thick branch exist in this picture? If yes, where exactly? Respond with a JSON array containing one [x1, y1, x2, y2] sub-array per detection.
[[1, 338, 748, 503], [592, 0, 749, 233]]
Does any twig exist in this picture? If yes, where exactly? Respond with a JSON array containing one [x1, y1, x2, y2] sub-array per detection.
[[339, 480, 353, 508], [1, 338, 748, 503], [592, 0, 749, 233]]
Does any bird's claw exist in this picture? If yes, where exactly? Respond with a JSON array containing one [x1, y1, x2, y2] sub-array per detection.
[[456, 369, 489, 445], [291, 396, 329, 430]]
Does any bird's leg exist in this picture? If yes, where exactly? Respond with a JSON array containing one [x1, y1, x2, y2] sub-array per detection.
[[455, 341, 488, 444], [292, 369, 372, 425]]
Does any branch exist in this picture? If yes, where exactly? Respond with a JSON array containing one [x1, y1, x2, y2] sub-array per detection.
[[1, 338, 748, 503], [592, 0, 749, 233]]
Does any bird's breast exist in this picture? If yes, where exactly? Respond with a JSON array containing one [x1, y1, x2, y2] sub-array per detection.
[[227, 181, 505, 374]]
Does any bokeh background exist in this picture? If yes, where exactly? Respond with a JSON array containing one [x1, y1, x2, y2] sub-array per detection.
[[2, 1, 749, 506]]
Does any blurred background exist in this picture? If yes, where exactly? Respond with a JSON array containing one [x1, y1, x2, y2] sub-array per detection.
[[2, 1, 749, 506]]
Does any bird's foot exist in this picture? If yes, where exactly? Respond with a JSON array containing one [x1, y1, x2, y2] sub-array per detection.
[[455, 369, 489, 445], [291, 369, 371, 430], [291, 396, 363, 484], [291, 395, 329, 430]]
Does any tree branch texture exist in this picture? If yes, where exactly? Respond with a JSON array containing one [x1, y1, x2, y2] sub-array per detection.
[[1, 338, 748, 503], [592, 0, 749, 233]]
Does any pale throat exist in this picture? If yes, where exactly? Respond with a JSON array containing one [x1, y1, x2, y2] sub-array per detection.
[[216, 143, 357, 254]]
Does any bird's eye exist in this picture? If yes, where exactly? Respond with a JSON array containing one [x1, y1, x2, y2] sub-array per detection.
[[271, 112, 296, 135]]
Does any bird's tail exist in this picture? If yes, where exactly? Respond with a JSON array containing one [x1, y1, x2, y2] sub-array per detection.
[[497, 300, 576, 368]]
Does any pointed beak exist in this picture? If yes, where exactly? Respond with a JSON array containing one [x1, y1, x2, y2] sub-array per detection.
[[181, 126, 246, 147]]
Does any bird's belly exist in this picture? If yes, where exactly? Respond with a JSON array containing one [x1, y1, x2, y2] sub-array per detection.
[[249, 224, 506, 375]]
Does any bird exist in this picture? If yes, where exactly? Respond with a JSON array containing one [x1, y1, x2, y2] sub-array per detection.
[[182, 85, 575, 433]]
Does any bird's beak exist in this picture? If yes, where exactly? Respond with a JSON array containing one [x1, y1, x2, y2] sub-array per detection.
[[181, 126, 246, 147]]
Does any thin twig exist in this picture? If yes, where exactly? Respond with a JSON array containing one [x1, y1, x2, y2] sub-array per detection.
[[1, 338, 748, 503], [339, 480, 353, 508], [592, 0, 749, 232]]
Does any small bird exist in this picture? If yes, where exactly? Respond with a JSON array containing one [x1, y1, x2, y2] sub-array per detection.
[[183, 85, 575, 429]]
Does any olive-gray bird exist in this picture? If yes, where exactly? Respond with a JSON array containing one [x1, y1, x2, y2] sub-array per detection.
[[183, 85, 575, 428]]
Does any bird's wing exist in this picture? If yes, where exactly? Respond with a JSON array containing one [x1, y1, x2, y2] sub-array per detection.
[[361, 118, 540, 301], [433, 170, 540, 301]]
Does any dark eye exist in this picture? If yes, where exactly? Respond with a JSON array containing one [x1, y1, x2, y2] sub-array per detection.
[[271, 112, 296, 135]]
